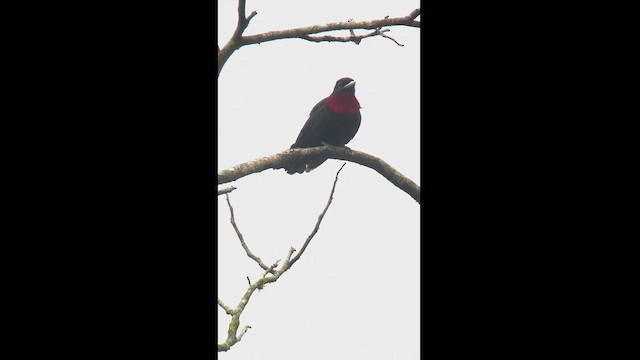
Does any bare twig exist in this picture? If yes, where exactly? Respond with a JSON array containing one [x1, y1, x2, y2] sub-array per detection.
[[376, 28, 404, 46], [347, 18, 359, 44], [225, 194, 277, 275], [237, 325, 252, 341], [218, 146, 420, 204], [244, 164, 344, 281], [286, 163, 345, 270], [218, 186, 237, 196]]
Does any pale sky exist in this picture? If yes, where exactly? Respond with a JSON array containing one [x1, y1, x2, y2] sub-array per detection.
[[218, 1, 420, 358]]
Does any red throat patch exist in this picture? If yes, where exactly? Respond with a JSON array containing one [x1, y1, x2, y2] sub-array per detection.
[[327, 93, 361, 114]]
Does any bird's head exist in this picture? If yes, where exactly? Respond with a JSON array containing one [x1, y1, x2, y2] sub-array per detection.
[[332, 77, 356, 94]]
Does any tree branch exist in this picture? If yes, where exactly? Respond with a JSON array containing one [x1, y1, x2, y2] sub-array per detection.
[[218, 0, 258, 76], [241, 9, 420, 46], [218, 147, 420, 204], [286, 163, 345, 270], [218, 2, 420, 77], [225, 194, 278, 275], [217, 283, 259, 352], [218, 166, 345, 352]]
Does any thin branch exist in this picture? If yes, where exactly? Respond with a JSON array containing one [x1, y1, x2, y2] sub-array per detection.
[[218, 299, 235, 315], [237, 325, 251, 341], [286, 163, 345, 270], [377, 29, 405, 46], [218, 147, 420, 204], [218, 186, 237, 196], [248, 164, 344, 279], [348, 18, 356, 37], [225, 194, 277, 275], [300, 28, 402, 46]]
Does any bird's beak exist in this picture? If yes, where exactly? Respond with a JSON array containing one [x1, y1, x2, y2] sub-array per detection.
[[342, 80, 356, 89]]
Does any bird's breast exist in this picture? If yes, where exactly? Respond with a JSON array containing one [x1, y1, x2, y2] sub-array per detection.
[[327, 93, 361, 114]]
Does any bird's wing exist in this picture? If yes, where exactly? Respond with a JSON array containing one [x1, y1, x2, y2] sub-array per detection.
[[291, 97, 329, 148], [308, 97, 328, 118]]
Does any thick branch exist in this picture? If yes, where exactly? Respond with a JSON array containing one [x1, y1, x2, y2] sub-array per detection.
[[218, 147, 420, 204]]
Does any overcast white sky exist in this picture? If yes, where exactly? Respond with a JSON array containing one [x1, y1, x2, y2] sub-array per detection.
[[218, 1, 420, 358]]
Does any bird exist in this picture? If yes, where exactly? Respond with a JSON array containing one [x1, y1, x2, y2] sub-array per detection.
[[284, 77, 362, 174]]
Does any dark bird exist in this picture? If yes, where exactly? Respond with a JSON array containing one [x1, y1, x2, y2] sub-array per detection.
[[284, 77, 362, 174]]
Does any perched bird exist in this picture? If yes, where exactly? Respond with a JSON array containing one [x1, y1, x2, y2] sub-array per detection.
[[284, 77, 362, 174]]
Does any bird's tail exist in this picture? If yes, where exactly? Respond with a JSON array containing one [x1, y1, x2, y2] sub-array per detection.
[[284, 162, 306, 175]]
